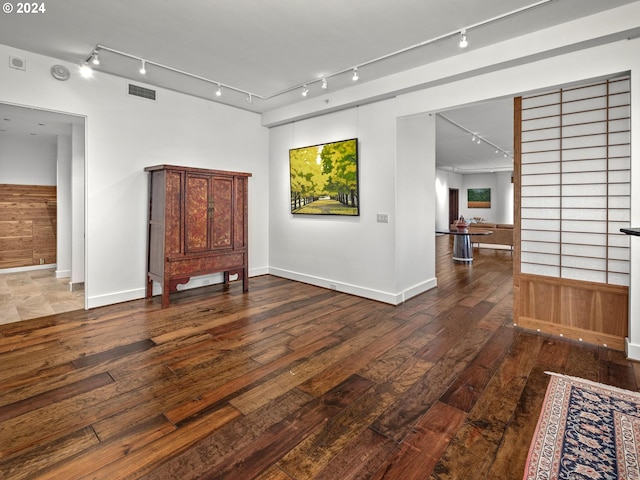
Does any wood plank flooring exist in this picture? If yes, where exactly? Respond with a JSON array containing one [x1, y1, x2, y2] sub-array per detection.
[[0, 236, 638, 479]]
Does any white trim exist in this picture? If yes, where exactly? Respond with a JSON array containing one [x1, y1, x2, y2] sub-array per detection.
[[0, 264, 56, 274], [268, 267, 436, 305], [625, 338, 640, 362], [55, 269, 71, 279]]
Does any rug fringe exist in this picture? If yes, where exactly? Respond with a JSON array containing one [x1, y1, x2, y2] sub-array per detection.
[[544, 371, 640, 398]]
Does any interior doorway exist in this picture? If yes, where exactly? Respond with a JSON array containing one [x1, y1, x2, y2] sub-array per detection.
[[0, 102, 86, 324]]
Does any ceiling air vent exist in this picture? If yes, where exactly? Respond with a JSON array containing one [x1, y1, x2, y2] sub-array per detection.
[[128, 83, 156, 101]]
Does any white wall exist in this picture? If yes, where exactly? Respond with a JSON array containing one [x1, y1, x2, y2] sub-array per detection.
[[0, 43, 269, 308], [457, 172, 513, 224], [0, 135, 57, 185], [435, 169, 515, 229], [56, 135, 72, 277], [269, 100, 435, 303], [435, 168, 462, 231], [395, 113, 437, 300], [71, 123, 85, 288]]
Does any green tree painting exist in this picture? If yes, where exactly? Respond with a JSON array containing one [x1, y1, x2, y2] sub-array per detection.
[[289, 138, 359, 215]]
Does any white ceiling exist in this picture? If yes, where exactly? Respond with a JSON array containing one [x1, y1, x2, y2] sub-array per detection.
[[0, 0, 637, 171]]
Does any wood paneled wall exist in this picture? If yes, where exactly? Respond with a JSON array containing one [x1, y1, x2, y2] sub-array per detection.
[[0, 184, 57, 269]]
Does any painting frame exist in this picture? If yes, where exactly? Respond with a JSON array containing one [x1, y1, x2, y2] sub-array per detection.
[[467, 188, 491, 208], [289, 138, 360, 216]]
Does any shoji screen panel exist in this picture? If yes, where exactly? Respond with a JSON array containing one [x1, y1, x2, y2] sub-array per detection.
[[515, 76, 630, 350]]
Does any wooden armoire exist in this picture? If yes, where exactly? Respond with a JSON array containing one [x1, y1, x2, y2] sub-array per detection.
[[145, 165, 251, 307]]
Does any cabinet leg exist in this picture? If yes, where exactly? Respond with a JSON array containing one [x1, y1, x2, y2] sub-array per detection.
[[146, 276, 153, 299], [162, 279, 171, 308]]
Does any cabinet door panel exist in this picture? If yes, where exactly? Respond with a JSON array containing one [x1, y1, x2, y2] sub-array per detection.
[[212, 177, 233, 249], [234, 177, 247, 248], [166, 171, 183, 255], [185, 174, 210, 253]]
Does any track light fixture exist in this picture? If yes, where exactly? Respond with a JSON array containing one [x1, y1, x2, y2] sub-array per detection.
[[216, 84, 222, 96], [459, 30, 468, 48], [139, 59, 146, 74], [82, 2, 555, 106], [80, 63, 93, 78], [302, 85, 309, 97], [438, 113, 513, 160]]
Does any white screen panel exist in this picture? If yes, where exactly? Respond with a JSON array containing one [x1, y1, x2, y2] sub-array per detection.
[[521, 230, 560, 242], [522, 92, 561, 108], [562, 147, 608, 161], [522, 128, 560, 142], [561, 244, 606, 258], [561, 268, 606, 283], [522, 263, 560, 277], [563, 123, 606, 137], [562, 97, 606, 114], [521, 163, 561, 175], [521, 219, 561, 231], [561, 232, 607, 246], [521, 185, 561, 197], [519, 77, 630, 285], [522, 116, 561, 131], [522, 150, 561, 164], [608, 246, 630, 261], [522, 174, 560, 186], [562, 171, 607, 184], [563, 110, 607, 125], [521, 104, 561, 120], [561, 220, 606, 233], [563, 196, 606, 209], [562, 184, 607, 196], [522, 252, 560, 266], [523, 197, 561, 208], [608, 273, 629, 286], [522, 241, 560, 254], [562, 209, 607, 221]]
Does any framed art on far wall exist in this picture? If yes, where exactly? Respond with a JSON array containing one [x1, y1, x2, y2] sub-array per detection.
[[289, 138, 359, 216], [467, 188, 491, 208]]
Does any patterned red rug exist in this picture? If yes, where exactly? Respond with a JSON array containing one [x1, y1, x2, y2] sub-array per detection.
[[523, 372, 640, 480]]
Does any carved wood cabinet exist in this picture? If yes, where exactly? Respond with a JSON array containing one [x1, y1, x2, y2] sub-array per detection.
[[145, 165, 251, 307]]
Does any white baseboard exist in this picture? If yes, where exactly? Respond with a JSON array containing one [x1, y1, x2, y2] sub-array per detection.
[[56, 269, 71, 279], [625, 338, 640, 361], [268, 267, 437, 305], [87, 287, 145, 309], [0, 264, 56, 274], [87, 267, 435, 309]]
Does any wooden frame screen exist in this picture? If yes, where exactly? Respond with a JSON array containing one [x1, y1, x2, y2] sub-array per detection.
[[514, 76, 631, 350]]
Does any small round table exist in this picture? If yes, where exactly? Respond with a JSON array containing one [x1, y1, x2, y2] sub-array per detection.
[[436, 228, 494, 263]]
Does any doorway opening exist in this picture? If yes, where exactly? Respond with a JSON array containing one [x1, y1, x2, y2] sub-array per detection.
[[0, 102, 86, 324]]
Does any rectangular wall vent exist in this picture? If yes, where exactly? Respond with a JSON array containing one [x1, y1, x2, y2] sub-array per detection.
[[128, 84, 156, 101]]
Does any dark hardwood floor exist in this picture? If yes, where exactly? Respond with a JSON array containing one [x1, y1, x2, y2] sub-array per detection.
[[1, 236, 638, 479]]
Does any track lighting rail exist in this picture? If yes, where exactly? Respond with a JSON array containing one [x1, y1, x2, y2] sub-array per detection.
[[82, 0, 554, 102]]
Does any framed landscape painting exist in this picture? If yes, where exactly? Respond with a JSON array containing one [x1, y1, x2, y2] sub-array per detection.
[[289, 138, 359, 216], [468, 188, 491, 208]]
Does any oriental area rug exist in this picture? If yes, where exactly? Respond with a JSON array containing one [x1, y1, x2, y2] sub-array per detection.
[[523, 372, 640, 480]]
